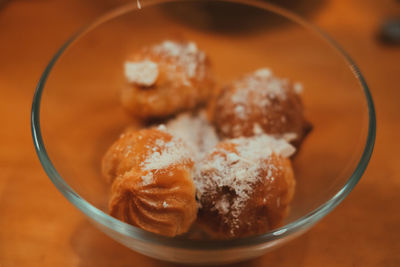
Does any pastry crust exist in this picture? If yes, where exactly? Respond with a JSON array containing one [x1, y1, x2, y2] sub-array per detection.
[[210, 68, 311, 147], [194, 135, 296, 239], [103, 128, 198, 237], [121, 40, 215, 119]]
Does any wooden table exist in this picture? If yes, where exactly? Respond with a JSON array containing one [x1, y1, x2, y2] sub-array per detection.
[[0, 0, 399, 266]]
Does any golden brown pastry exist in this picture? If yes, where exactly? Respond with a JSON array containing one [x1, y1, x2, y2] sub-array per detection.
[[121, 40, 215, 119], [194, 134, 296, 239], [102, 127, 198, 237], [210, 68, 311, 147]]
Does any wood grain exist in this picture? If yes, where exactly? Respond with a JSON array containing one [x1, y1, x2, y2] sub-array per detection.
[[0, 0, 399, 266]]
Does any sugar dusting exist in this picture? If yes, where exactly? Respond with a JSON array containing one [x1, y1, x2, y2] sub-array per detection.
[[139, 128, 192, 185], [152, 40, 206, 81], [231, 68, 289, 106], [229, 68, 302, 122], [141, 172, 153, 185], [281, 132, 298, 142], [252, 124, 298, 142], [124, 60, 158, 86], [215, 195, 230, 215], [254, 68, 272, 78], [195, 134, 295, 226], [293, 82, 303, 94], [252, 123, 264, 135], [166, 112, 219, 162]]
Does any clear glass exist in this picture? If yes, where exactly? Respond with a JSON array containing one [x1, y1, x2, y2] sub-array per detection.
[[31, 0, 376, 264]]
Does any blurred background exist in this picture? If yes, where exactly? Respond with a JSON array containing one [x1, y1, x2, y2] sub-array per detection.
[[0, 0, 399, 266]]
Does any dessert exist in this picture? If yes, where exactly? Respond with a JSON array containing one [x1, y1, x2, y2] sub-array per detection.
[[209, 68, 311, 147], [103, 127, 198, 237], [194, 135, 296, 238], [166, 111, 219, 162], [121, 40, 215, 119], [102, 39, 311, 238]]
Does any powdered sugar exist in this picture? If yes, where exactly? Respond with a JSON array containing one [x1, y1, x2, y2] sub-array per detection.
[[231, 134, 295, 159], [254, 68, 272, 78], [152, 40, 205, 79], [154, 41, 181, 57], [141, 172, 153, 185], [141, 138, 190, 172], [252, 123, 264, 135], [157, 124, 166, 131], [139, 129, 192, 185], [166, 112, 219, 162], [232, 68, 288, 107], [215, 195, 230, 215], [281, 132, 298, 142], [124, 60, 159, 86], [234, 105, 246, 119], [195, 134, 295, 222], [293, 82, 303, 94]]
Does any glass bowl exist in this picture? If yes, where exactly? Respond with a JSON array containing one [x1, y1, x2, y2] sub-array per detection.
[[31, 0, 375, 264]]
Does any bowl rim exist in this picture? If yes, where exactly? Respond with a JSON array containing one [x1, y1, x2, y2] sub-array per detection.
[[31, 0, 376, 250]]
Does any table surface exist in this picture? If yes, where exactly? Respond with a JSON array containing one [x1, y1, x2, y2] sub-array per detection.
[[1, 0, 399, 266]]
